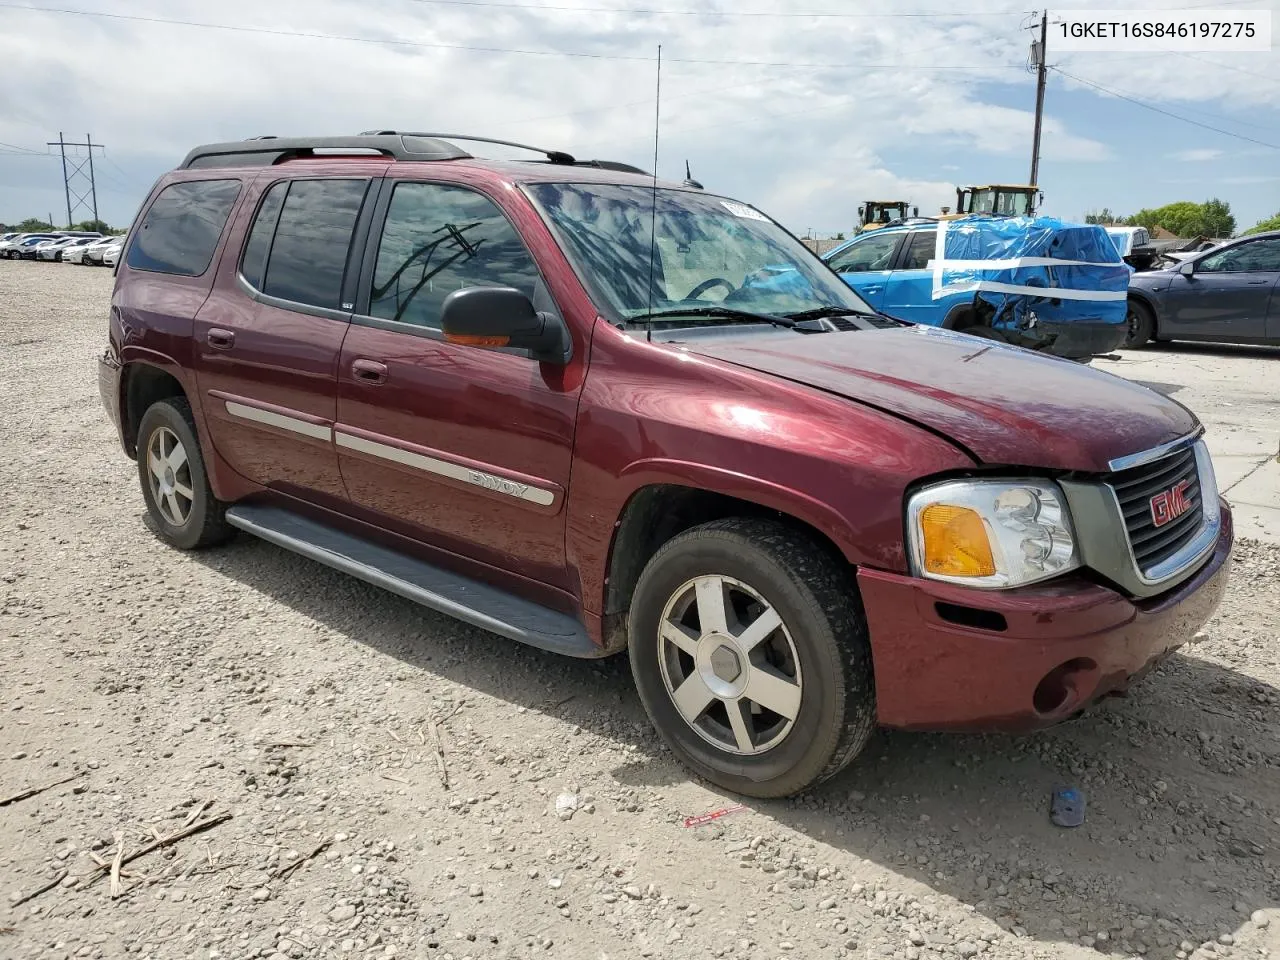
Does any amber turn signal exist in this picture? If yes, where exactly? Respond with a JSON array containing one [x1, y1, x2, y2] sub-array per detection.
[[444, 333, 511, 347], [918, 504, 997, 578]]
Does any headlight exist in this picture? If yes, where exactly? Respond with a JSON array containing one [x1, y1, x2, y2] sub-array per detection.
[[906, 480, 1079, 589]]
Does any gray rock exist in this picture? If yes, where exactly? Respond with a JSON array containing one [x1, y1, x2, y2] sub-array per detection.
[[555, 793, 579, 821], [957, 942, 980, 958], [329, 904, 357, 923]]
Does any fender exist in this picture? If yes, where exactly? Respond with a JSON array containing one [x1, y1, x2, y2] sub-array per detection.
[[617, 458, 860, 556]]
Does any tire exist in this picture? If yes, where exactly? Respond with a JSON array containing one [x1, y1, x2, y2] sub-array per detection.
[[1124, 298, 1155, 348], [136, 397, 234, 550], [627, 518, 876, 798]]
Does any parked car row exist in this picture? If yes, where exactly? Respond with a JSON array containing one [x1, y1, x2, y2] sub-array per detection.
[[0, 231, 124, 264]]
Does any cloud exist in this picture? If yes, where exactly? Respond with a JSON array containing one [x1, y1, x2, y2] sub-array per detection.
[[1172, 148, 1225, 162], [0, 0, 1272, 232]]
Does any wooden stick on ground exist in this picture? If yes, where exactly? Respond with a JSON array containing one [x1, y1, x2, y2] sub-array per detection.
[[182, 800, 213, 829], [82, 814, 233, 889], [10, 871, 67, 908], [272, 839, 331, 881], [0, 770, 86, 808], [427, 719, 449, 791], [109, 832, 126, 898]]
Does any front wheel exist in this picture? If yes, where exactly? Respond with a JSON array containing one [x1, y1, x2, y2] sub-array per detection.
[[1124, 298, 1155, 348], [628, 518, 876, 798]]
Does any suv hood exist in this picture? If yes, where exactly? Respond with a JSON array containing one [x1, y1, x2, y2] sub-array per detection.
[[687, 325, 1196, 472]]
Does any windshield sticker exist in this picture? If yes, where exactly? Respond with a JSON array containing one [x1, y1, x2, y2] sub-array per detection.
[[720, 200, 769, 222]]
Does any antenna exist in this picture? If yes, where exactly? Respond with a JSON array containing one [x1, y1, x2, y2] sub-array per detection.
[[644, 45, 662, 342], [683, 160, 703, 190]]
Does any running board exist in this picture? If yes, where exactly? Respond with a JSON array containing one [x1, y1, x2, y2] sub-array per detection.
[[225, 504, 608, 659]]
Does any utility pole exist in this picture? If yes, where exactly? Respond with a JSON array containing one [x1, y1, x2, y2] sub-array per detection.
[[47, 132, 104, 229], [1028, 11, 1047, 188]]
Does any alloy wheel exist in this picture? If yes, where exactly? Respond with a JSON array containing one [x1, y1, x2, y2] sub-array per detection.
[[657, 575, 802, 756], [146, 426, 194, 526]]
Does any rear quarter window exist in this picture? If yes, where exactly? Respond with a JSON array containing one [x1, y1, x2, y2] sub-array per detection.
[[126, 179, 242, 277]]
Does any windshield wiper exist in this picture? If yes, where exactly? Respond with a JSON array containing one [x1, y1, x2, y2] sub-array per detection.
[[638, 307, 796, 328], [782, 305, 882, 321]]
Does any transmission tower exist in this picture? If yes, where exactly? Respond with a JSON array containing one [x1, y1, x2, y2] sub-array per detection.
[[47, 133, 103, 228]]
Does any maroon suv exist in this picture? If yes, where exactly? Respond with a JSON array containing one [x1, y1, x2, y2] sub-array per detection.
[[100, 133, 1232, 797]]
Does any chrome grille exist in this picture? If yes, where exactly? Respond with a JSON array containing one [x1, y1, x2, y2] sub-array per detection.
[[1106, 445, 1204, 575]]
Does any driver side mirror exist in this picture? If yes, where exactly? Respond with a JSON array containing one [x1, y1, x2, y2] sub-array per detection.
[[440, 287, 571, 364], [1178, 260, 1195, 277]]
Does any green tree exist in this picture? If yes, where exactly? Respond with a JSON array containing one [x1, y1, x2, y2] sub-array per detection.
[[1084, 207, 1122, 225], [16, 217, 54, 232], [1200, 198, 1235, 237], [1127, 199, 1235, 238], [1244, 211, 1280, 235], [73, 219, 112, 234]]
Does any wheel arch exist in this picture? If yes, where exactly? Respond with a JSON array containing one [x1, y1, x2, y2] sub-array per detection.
[[121, 360, 189, 458], [1127, 289, 1158, 327], [602, 480, 855, 629]]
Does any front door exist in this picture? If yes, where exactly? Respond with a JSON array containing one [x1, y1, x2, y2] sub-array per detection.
[[195, 172, 377, 504], [1165, 237, 1280, 340], [335, 178, 580, 590], [825, 231, 902, 309]]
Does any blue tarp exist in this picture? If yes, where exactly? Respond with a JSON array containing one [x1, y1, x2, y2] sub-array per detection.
[[931, 215, 1130, 336]]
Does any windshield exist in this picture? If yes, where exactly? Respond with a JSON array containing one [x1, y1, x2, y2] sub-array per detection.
[[527, 182, 873, 323]]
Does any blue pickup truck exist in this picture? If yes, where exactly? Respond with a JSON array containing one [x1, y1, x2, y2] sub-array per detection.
[[821, 216, 1131, 359]]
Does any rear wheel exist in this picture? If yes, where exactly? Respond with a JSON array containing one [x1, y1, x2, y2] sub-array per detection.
[[1124, 298, 1155, 348], [136, 398, 233, 550], [628, 518, 875, 798]]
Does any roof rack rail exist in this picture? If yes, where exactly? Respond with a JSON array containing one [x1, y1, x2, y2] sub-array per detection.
[[180, 134, 471, 170], [358, 131, 576, 165], [880, 216, 940, 228], [574, 159, 649, 175]]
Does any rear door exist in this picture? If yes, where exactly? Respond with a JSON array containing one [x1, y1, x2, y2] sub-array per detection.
[[823, 231, 902, 309], [334, 177, 581, 590], [1165, 237, 1280, 340], [880, 228, 941, 324], [194, 170, 381, 504]]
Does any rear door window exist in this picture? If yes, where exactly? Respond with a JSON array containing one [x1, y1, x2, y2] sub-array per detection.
[[126, 179, 242, 276], [260, 179, 369, 309], [900, 230, 936, 270], [239, 181, 289, 290]]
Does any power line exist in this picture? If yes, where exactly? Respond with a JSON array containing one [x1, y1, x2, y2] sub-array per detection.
[[399, 0, 1033, 17], [0, 4, 1028, 70], [1050, 67, 1279, 150], [0, 141, 49, 156], [1171, 51, 1280, 84]]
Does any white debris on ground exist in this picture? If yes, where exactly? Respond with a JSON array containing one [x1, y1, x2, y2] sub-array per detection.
[[1, 261, 1277, 960]]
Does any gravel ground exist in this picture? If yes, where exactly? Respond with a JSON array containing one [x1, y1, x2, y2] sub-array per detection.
[[1, 259, 1277, 960]]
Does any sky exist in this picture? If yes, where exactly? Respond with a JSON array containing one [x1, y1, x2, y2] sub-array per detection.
[[1, 0, 1277, 236]]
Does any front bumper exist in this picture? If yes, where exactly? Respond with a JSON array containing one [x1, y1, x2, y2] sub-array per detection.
[[1037, 319, 1127, 359], [859, 503, 1232, 731]]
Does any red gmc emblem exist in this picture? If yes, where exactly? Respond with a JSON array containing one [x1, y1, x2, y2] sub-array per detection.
[[1150, 480, 1192, 528]]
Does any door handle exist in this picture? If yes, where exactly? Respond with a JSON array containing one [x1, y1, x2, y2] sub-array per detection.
[[1246, 280, 1269, 285], [862, 285, 883, 295], [207, 328, 235, 350], [351, 359, 388, 385]]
